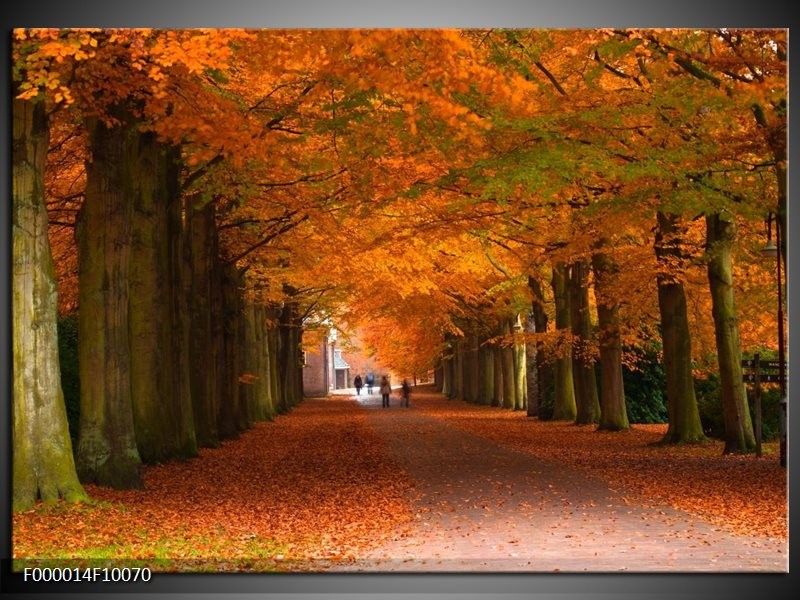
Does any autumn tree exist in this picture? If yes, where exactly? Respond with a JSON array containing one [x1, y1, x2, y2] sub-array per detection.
[[12, 85, 87, 509]]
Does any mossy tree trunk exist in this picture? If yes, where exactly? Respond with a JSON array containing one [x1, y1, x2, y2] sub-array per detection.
[[266, 304, 282, 414], [238, 301, 257, 430], [501, 318, 516, 410], [217, 264, 242, 438], [655, 212, 706, 444], [512, 314, 527, 411], [570, 260, 600, 424], [128, 131, 197, 462], [164, 194, 198, 454], [591, 248, 629, 431], [528, 276, 551, 418], [278, 296, 303, 412], [128, 129, 168, 463], [12, 93, 87, 510], [706, 212, 755, 454], [551, 263, 577, 421], [189, 202, 220, 446], [254, 304, 275, 420], [75, 107, 142, 488]]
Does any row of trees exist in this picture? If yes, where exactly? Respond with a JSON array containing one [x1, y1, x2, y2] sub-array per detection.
[[346, 29, 785, 453], [12, 29, 785, 509]]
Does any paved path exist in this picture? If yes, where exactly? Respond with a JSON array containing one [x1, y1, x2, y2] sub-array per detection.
[[330, 390, 787, 572]]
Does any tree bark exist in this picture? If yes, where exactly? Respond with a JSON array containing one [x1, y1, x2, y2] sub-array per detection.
[[528, 276, 552, 418], [551, 263, 577, 420], [128, 130, 167, 463], [255, 304, 275, 420], [128, 132, 197, 462], [480, 341, 494, 405], [12, 94, 86, 509], [465, 329, 480, 403], [655, 212, 706, 444], [278, 297, 303, 412], [492, 343, 503, 407], [189, 203, 220, 446], [706, 212, 755, 453], [452, 338, 464, 400], [239, 301, 258, 429], [441, 354, 452, 397], [75, 108, 143, 488], [512, 314, 527, 410], [217, 264, 242, 438], [591, 249, 629, 431], [501, 318, 516, 409], [164, 194, 198, 454], [570, 259, 600, 424]]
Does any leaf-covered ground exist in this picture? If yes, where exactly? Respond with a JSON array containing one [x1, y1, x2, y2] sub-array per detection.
[[13, 389, 786, 572], [13, 398, 417, 571], [411, 388, 787, 542]]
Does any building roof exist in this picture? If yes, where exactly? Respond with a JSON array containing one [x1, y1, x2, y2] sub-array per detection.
[[333, 349, 350, 370]]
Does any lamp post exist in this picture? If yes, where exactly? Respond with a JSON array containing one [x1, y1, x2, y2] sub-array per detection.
[[762, 212, 786, 467]]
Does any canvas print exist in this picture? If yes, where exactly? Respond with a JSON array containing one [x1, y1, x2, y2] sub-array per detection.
[[10, 28, 787, 574]]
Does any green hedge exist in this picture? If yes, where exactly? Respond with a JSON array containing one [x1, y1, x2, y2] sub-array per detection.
[[57, 314, 80, 445], [536, 345, 668, 424]]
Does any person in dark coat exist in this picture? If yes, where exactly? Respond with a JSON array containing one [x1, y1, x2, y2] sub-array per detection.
[[401, 379, 411, 408], [379, 375, 391, 408], [365, 373, 375, 394], [354, 374, 363, 395]]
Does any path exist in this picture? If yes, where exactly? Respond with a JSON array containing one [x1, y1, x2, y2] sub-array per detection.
[[329, 388, 787, 572]]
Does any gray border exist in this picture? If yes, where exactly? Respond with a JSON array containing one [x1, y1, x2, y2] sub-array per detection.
[[1, 1, 796, 598]]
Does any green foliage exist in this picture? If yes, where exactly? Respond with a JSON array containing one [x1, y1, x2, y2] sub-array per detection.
[[696, 371, 781, 442], [57, 314, 80, 445], [621, 346, 668, 424]]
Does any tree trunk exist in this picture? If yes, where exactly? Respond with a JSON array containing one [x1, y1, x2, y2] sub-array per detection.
[[127, 132, 196, 462], [255, 304, 275, 420], [465, 329, 480, 403], [551, 263, 576, 420], [12, 94, 86, 509], [164, 194, 198, 454], [278, 299, 302, 412], [239, 301, 257, 429], [266, 304, 282, 413], [591, 249, 629, 431], [452, 339, 464, 400], [655, 212, 706, 444], [570, 260, 600, 424], [128, 130, 168, 463], [501, 319, 516, 409], [528, 276, 551, 418], [480, 341, 494, 405], [434, 361, 443, 392], [706, 212, 755, 454], [492, 343, 503, 407], [189, 203, 220, 446], [524, 311, 537, 417], [513, 314, 527, 410], [441, 354, 452, 397], [217, 265, 242, 438], [75, 108, 143, 488]]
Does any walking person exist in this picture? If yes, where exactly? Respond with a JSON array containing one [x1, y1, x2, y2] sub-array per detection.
[[365, 373, 374, 395], [401, 379, 411, 408], [380, 375, 391, 408], [354, 374, 363, 395]]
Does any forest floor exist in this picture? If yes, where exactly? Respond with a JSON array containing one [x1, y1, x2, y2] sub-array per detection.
[[12, 386, 788, 572]]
